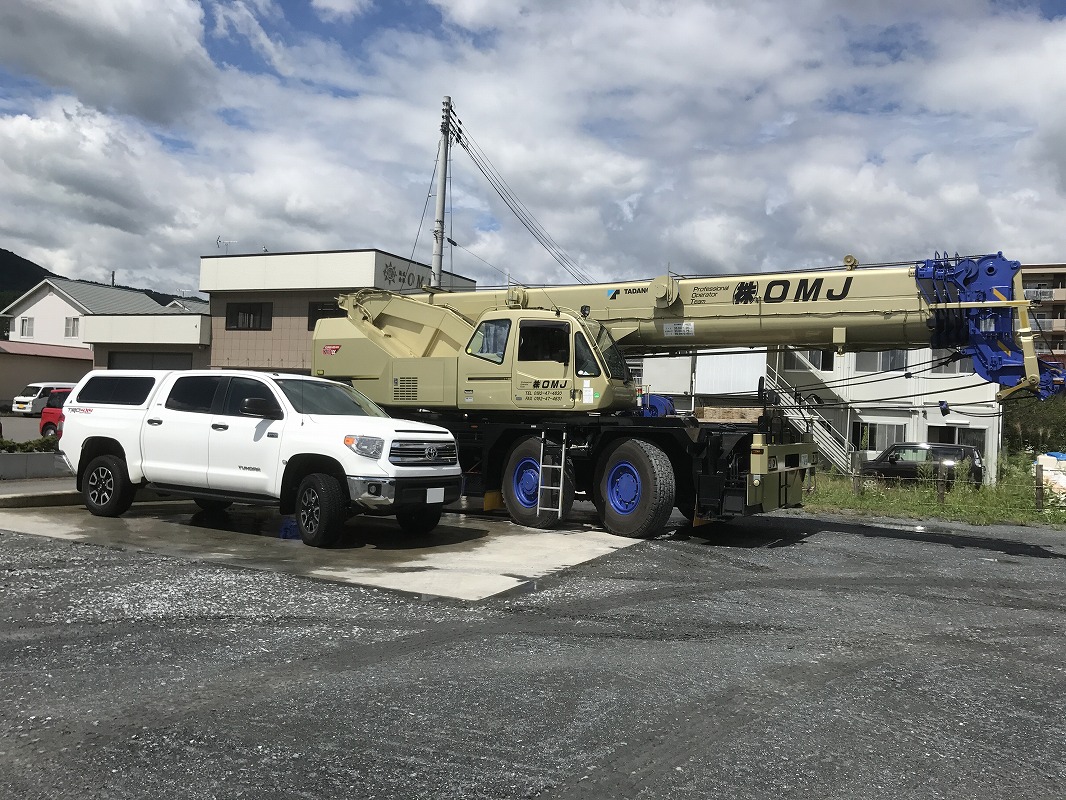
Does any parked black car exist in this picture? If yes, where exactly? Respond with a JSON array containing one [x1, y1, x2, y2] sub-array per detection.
[[859, 442, 984, 485]]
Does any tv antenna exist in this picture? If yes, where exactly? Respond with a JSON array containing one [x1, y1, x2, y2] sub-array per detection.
[[216, 235, 237, 254]]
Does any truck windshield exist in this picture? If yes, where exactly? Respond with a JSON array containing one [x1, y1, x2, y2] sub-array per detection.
[[592, 325, 631, 382], [275, 379, 389, 417]]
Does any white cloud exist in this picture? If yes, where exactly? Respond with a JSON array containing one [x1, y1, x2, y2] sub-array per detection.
[[0, 0, 216, 125], [310, 0, 374, 23], [1, 0, 1065, 294]]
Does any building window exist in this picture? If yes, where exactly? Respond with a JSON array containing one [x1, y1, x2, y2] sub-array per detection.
[[855, 350, 906, 372], [64, 317, 80, 338], [225, 302, 273, 331], [20, 317, 34, 337], [784, 348, 834, 371], [852, 421, 906, 452], [307, 301, 347, 331]]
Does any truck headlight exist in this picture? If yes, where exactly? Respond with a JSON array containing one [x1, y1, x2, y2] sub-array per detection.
[[344, 435, 384, 459]]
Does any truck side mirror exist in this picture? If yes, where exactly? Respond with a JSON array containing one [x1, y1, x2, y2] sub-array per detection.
[[240, 397, 283, 419]]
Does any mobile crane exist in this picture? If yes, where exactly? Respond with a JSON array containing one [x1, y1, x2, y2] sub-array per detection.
[[312, 251, 1063, 537]]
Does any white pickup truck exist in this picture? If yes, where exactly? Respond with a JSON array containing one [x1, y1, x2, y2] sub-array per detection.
[[58, 370, 463, 546]]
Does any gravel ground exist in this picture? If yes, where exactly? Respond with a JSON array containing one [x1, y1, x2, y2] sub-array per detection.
[[2, 510, 1065, 800]]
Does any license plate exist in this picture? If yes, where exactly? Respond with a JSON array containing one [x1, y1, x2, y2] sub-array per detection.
[[800, 454, 810, 467], [427, 487, 445, 503]]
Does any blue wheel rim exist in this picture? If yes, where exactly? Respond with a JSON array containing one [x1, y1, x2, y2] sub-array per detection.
[[512, 456, 540, 508], [606, 460, 641, 515]]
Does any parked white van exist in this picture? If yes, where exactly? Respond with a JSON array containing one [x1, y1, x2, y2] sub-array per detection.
[[12, 382, 78, 416]]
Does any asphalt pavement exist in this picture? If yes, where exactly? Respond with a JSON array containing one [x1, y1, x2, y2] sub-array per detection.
[[2, 499, 1065, 800]]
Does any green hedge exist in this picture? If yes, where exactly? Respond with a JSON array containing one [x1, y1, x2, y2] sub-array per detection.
[[0, 436, 60, 454]]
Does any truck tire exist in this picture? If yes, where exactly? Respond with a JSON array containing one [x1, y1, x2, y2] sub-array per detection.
[[396, 505, 443, 536], [41, 423, 57, 437], [595, 439, 675, 538], [296, 473, 346, 547], [502, 437, 575, 529], [83, 455, 137, 517]]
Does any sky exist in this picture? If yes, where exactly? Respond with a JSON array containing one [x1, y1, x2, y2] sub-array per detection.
[[2, 0, 1066, 293]]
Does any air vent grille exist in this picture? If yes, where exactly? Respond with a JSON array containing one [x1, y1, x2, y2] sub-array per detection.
[[393, 377, 417, 402]]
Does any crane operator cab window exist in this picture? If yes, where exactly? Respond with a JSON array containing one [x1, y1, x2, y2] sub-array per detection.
[[574, 332, 600, 377], [466, 318, 511, 364], [517, 320, 570, 363]]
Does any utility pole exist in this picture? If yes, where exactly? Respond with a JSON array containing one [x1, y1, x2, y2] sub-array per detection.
[[431, 96, 452, 289]]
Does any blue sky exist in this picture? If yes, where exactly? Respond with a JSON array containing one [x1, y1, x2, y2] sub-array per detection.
[[1, 0, 1066, 292]]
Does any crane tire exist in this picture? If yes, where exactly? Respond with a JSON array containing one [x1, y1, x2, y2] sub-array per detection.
[[595, 439, 676, 538], [502, 436, 575, 529]]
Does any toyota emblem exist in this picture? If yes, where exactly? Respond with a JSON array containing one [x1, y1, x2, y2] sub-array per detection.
[[425, 445, 439, 459]]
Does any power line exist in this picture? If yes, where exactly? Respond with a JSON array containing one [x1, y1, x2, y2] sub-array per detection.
[[447, 103, 595, 284]]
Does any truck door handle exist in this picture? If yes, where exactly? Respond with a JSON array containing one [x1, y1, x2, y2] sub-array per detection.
[[212, 423, 229, 431], [147, 418, 162, 426]]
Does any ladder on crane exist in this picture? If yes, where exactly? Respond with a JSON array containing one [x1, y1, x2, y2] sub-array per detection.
[[537, 429, 568, 517]]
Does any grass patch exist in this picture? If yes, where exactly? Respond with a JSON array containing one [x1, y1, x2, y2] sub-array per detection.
[[803, 455, 1066, 528]]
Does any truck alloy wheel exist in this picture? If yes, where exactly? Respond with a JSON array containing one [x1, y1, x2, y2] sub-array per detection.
[[595, 439, 675, 538], [83, 455, 136, 517], [296, 473, 346, 547]]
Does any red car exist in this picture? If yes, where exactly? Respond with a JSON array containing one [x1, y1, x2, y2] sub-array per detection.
[[39, 388, 72, 438]]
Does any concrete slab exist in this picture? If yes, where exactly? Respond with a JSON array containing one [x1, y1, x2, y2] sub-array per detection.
[[0, 500, 639, 602]]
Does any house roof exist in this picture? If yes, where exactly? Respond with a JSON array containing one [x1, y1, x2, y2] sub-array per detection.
[[0, 340, 94, 360], [165, 298, 210, 313], [0, 277, 168, 316], [45, 278, 168, 314]]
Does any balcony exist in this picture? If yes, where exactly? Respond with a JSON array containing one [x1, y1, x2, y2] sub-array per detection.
[[1025, 288, 1055, 301]]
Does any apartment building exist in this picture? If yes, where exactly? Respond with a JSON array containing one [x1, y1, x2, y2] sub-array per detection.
[[1020, 263, 1066, 367], [199, 249, 475, 372]]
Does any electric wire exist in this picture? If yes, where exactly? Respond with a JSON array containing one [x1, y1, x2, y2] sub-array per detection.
[[409, 146, 440, 266], [447, 104, 595, 284]]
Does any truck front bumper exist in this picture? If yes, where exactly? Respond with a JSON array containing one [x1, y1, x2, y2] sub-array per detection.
[[347, 475, 464, 511]]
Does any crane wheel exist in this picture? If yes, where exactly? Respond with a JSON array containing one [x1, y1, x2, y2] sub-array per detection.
[[501, 436, 575, 529], [594, 439, 676, 538]]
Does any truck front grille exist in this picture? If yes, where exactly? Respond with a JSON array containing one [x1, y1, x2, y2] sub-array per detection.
[[389, 440, 458, 466]]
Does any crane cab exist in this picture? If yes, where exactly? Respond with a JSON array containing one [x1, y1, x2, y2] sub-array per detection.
[[458, 308, 637, 413]]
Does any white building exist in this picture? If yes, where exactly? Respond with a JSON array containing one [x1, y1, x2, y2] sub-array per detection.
[[642, 345, 1002, 480]]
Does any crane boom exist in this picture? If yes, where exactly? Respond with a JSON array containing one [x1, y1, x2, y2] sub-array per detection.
[[314, 252, 1062, 406]]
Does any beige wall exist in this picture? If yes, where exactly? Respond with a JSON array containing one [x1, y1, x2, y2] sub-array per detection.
[[0, 354, 93, 408], [209, 291, 338, 372]]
